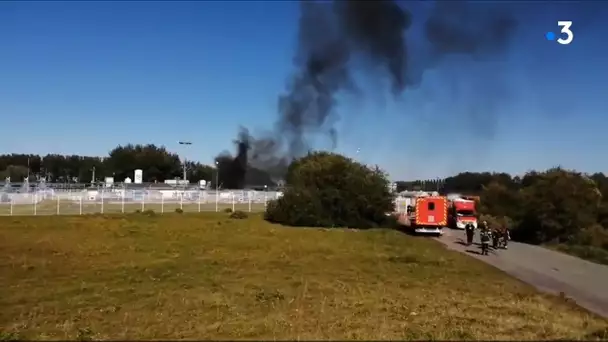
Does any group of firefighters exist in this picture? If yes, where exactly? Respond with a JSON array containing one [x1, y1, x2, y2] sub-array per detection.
[[464, 220, 511, 256]]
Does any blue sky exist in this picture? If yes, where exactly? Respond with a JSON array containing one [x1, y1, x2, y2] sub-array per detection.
[[1, 1, 606, 180]]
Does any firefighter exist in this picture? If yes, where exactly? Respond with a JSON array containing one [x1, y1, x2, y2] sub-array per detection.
[[502, 226, 511, 249], [491, 226, 501, 249], [465, 222, 475, 245], [479, 225, 491, 255], [480, 220, 488, 231]]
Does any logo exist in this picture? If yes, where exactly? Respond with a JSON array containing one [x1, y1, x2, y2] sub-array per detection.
[[545, 21, 574, 45]]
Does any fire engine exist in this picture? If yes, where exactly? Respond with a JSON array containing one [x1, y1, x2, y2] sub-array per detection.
[[397, 192, 448, 235], [447, 197, 478, 230]]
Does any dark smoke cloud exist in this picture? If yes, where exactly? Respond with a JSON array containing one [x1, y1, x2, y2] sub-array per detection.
[[216, 0, 518, 187], [425, 1, 515, 57], [334, 0, 411, 93], [420, 1, 517, 141]]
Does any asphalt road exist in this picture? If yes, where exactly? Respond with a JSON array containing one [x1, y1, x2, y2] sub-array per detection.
[[436, 228, 608, 318]]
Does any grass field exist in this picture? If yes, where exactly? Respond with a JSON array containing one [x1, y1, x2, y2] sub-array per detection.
[[1, 213, 607, 340]]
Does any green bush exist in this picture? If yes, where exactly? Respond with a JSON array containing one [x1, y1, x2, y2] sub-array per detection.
[[265, 151, 394, 229], [553, 243, 608, 266], [224, 208, 233, 213], [175, 208, 183, 214], [479, 214, 514, 230], [512, 169, 601, 244], [143, 209, 156, 217], [229, 210, 248, 219], [571, 224, 608, 249]]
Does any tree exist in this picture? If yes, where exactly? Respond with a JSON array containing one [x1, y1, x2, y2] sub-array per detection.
[[265, 151, 394, 228], [105, 144, 182, 182], [514, 168, 602, 244], [478, 181, 522, 219], [0, 165, 29, 181]]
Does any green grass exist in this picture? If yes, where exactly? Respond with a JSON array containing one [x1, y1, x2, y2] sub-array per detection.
[[549, 243, 608, 266], [1, 213, 607, 340]]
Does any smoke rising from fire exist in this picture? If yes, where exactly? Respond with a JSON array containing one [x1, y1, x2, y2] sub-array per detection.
[[216, 0, 518, 186]]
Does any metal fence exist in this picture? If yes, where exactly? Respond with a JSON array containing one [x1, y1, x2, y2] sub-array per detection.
[[0, 186, 415, 217], [0, 189, 282, 216]]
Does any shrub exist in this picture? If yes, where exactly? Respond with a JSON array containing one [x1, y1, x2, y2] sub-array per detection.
[[230, 210, 248, 219], [479, 214, 514, 230], [513, 168, 601, 244], [175, 208, 183, 214], [224, 208, 233, 213], [265, 151, 394, 229], [554, 243, 608, 266], [143, 209, 156, 217], [571, 224, 608, 249]]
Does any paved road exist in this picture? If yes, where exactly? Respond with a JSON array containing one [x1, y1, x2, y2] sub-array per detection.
[[436, 229, 608, 318]]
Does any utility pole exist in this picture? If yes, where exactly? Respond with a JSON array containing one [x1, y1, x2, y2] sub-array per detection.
[[215, 161, 219, 190], [91, 166, 96, 185], [178, 141, 192, 187]]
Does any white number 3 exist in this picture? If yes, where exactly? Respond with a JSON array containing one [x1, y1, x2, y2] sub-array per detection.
[[557, 21, 574, 45]]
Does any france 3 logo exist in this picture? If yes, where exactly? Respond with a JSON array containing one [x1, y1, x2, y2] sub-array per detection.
[[545, 21, 574, 45]]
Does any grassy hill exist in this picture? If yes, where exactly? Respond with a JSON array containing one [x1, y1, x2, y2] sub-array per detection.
[[1, 213, 606, 340]]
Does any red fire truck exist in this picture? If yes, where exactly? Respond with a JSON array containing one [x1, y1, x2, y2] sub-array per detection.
[[448, 198, 478, 230], [398, 195, 448, 235]]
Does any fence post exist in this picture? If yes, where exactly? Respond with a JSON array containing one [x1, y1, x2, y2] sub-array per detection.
[[264, 191, 267, 209], [248, 192, 252, 212], [101, 189, 105, 214], [232, 192, 235, 212], [161, 194, 164, 214], [80, 195, 83, 215], [9, 196, 13, 216], [142, 192, 145, 212], [198, 190, 201, 212], [121, 190, 125, 213], [180, 191, 183, 210], [56, 194, 60, 215], [34, 193, 37, 216]]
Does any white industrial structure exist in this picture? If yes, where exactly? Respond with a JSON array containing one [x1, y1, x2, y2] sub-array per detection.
[[134, 169, 143, 184]]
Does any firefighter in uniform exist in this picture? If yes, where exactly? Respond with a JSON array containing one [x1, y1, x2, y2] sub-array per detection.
[[479, 225, 491, 255], [465, 222, 475, 246], [480, 220, 488, 231], [491, 225, 501, 249], [502, 226, 511, 249]]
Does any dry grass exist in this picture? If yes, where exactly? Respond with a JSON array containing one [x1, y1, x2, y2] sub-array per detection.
[[1, 213, 607, 340]]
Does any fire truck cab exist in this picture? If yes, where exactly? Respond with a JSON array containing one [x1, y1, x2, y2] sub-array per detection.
[[400, 195, 448, 235], [448, 198, 478, 230]]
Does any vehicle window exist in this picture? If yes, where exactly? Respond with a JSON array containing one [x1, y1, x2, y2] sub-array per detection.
[[457, 210, 475, 216], [428, 202, 435, 211]]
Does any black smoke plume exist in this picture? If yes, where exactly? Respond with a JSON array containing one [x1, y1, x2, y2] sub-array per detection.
[[216, 0, 517, 188]]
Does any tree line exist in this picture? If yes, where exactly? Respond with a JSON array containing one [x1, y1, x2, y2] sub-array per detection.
[[0, 144, 275, 188]]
